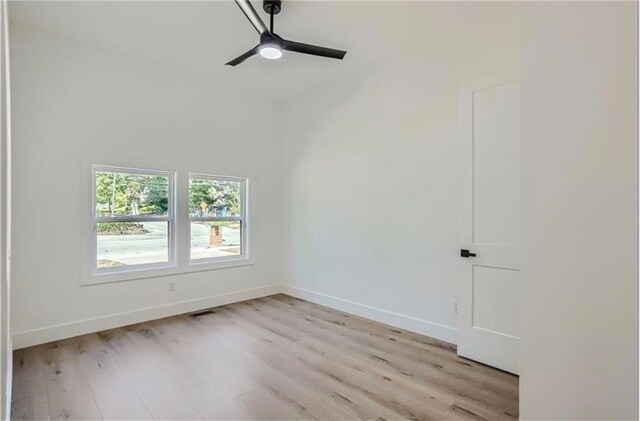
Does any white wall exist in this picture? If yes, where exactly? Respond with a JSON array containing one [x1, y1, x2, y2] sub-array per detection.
[[281, 2, 518, 343], [519, 2, 637, 420], [9, 24, 283, 348], [0, 0, 11, 416]]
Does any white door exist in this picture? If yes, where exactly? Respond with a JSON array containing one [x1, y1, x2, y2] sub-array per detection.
[[458, 80, 520, 375]]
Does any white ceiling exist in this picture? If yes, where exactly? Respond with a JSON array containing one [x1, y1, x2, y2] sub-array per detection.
[[8, 1, 472, 99]]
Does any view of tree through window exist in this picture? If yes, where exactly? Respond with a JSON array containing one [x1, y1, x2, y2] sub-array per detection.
[[95, 171, 170, 213], [189, 176, 245, 261], [95, 169, 172, 269]]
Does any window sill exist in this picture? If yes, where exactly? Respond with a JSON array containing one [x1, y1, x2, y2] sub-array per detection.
[[81, 257, 254, 286]]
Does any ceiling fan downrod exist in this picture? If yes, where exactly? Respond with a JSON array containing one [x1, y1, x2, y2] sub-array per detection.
[[263, 0, 280, 32]]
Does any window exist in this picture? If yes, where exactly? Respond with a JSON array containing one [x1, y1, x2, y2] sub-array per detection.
[[93, 166, 174, 272], [189, 174, 247, 262], [86, 166, 249, 284]]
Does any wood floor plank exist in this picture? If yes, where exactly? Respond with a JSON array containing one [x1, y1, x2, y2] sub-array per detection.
[[12, 294, 518, 421], [12, 347, 49, 402], [145, 315, 262, 400], [265, 296, 517, 394], [74, 334, 152, 420], [182, 380, 255, 420], [248, 297, 518, 418], [10, 394, 50, 421], [235, 304, 462, 416], [11, 347, 50, 420], [214, 308, 412, 420], [221, 303, 461, 420], [234, 386, 317, 421], [208, 308, 342, 404], [42, 356, 103, 420], [97, 323, 208, 387], [304, 397, 370, 421]]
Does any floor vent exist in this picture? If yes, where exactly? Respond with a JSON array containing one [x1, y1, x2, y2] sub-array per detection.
[[190, 309, 216, 318]]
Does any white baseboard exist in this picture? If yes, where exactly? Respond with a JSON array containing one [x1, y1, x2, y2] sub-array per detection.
[[282, 285, 458, 345], [12, 284, 283, 349], [13, 284, 457, 349]]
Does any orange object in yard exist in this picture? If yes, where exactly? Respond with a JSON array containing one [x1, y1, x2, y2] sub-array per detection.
[[209, 225, 223, 246]]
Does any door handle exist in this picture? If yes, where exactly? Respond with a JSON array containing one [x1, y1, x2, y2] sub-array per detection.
[[460, 249, 477, 258]]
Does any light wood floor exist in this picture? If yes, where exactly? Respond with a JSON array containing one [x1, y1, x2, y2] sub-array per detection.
[[11, 294, 518, 420]]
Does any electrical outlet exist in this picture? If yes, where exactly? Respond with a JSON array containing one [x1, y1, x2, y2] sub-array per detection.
[[168, 282, 176, 292], [452, 301, 458, 314], [311, 272, 316, 281]]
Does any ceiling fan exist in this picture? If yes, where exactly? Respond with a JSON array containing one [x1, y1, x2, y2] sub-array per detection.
[[226, 0, 347, 66]]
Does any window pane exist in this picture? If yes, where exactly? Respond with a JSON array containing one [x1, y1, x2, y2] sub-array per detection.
[[189, 177, 242, 218], [97, 221, 169, 268], [190, 221, 241, 260], [95, 170, 170, 217]]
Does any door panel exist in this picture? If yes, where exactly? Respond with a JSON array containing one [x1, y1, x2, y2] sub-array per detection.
[[459, 80, 520, 375], [472, 265, 519, 338], [472, 84, 520, 246]]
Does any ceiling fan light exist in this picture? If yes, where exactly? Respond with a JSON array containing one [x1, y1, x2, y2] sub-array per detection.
[[259, 45, 282, 60]]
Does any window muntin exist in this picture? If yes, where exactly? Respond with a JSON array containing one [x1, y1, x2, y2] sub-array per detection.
[[93, 166, 174, 272], [189, 175, 247, 262]]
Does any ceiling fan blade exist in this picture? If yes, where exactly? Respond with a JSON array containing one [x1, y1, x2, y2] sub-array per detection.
[[225, 45, 259, 66], [234, 0, 268, 35], [282, 39, 347, 60]]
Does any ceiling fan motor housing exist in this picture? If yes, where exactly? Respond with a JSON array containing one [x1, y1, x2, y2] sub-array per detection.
[[261, 32, 283, 49], [263, 0, 282, 15]]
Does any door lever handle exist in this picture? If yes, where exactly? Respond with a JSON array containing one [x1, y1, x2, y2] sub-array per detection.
[[460, 249, 477, 258]]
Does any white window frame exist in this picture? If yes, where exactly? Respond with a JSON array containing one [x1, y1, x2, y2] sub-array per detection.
[[188, 173, 249, 265], [92, 165, 176, 275], [81, 165, 253, 286]]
